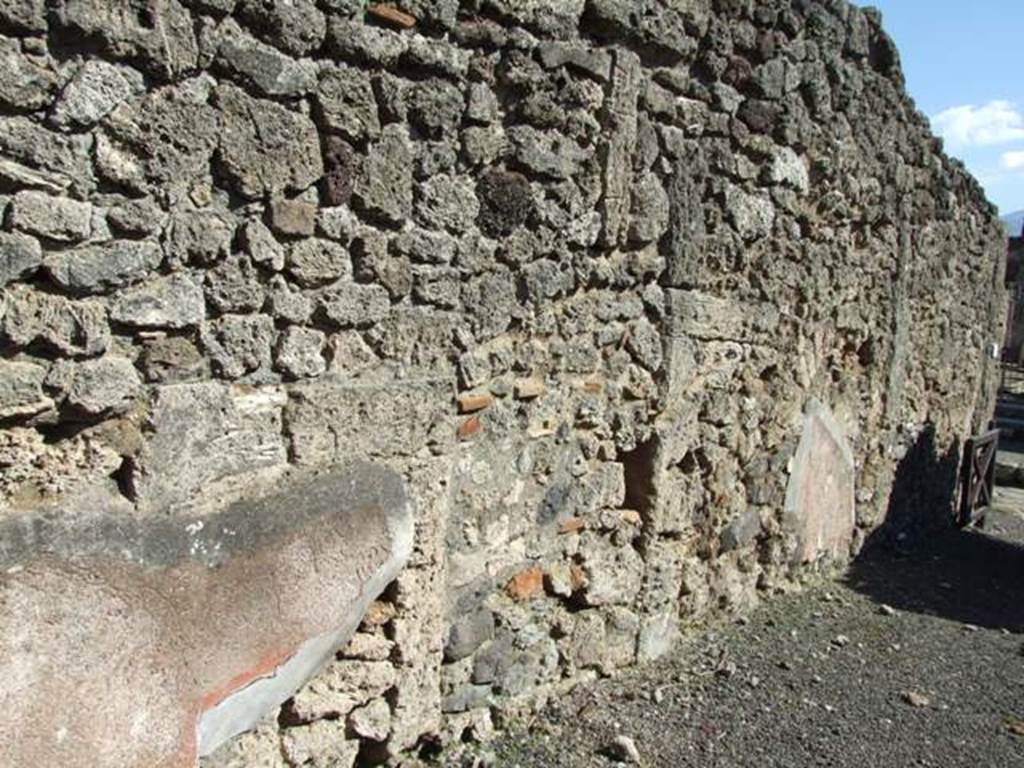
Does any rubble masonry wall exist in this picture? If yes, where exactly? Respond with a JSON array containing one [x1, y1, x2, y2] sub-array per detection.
[[0, 0, 1007, 764]]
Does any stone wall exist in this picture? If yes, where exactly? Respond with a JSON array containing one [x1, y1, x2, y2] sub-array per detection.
[[0, 0, 1006, 765]]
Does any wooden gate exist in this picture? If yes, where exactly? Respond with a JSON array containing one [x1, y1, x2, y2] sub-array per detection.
[[957, 429, 999, 528]]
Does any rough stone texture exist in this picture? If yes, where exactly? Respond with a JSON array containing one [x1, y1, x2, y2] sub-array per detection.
[[0, 2, 1007, 767]]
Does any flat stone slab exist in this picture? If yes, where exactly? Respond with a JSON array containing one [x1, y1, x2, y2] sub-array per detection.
[[784, 399, 856, 563], [0, 461, 412, 767]]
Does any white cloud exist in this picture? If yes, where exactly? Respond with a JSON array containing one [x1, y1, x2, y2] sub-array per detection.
[[1002, 151, 1024, 171], [932, 100, 1024, 147]]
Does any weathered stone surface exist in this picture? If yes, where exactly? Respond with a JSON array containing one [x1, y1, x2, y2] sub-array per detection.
[[49, 60, 144, 130], [0, 231, 42, 285], [0, 360, 51, 419], [0, 2, 1008, 765], [286, 379, 448, 465], [236, 0, 326, 57], [205, 314, 276, 379], [785, 400, 856, 563], [725, 186, 775, 240], [269, 198, 317, 237], [0, 37, 57, 111], [319, 282, 390, 328], [282, 722, 359, 768], [353, 124, 413, 226], [476, 169, 534, 236], [110, 273, 206, 329], [167, 210, 235, 267], [205, 255, 264, 313], [316, 64, 380, 142], [0, 0, 47, 33], [1, 286, 110, 356], [322, 136, 359, 207], [216, 23, 317, 97], [140, 336, 207, 383], [445, 609, 495, 662], [65, 355, 142, 415], [274, 326, 327, 379], [0, 463, 413, 767], [97, 86, 220, 196], [214, 84, 324, 200], [0, 116, 95, 196], [416, 174, 480, 234], [583, 0, 707, 59], [287, 238, 351, 287], [48, 239, 163, 293], [326, 18, 408, 67], [107, 198, 166, 237], [58, 0, 199, 81], [10, 191, 92, 243], [241, 218, 285, 271]]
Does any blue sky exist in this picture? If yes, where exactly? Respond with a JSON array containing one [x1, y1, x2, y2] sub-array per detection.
[[855, 1, 1024, 215]]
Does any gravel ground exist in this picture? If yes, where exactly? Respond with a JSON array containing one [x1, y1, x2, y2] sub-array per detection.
[[478, 497, 1024, 768]]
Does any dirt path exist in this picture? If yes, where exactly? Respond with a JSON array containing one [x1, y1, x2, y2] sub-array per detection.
[[480, 500, 1024, 768]]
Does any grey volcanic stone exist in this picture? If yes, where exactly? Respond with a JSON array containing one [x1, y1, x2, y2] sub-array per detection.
[[319, 282, 390, 328], [416, 174, 480, 234], [0, 116, 95, 196], [444, 609, 495, 662], [214, 84, 324, 200], [107, 198, 165, 237], [407, 78, 465, 137], [66, 355, 142, 415], [205, 314, 276, 379], [10, 191, 92, 243], [0, 0, 47, 33], [96, 87, 220, 196], [58, 0, 199, 81], [316, 64, 380, 142], [236, 0, 326, 57], [49, 60, 144, 130], [725, 187, 775, 241], [139, 336, 207, 383], [628, 173, 669, 244], [1, 286, 110, 356], [274, 326, 327, 379], [0, 360, 51, 419], [0, 231, 43, 285], [167, 210, 235, 267], [326, 18, 408, 67], [111, 273, 206, 329], [241, 218, 285, 271], [583, 0, 707, 59], [0, 37, 57, 111], [48, 239, 163, 293], [205, 255, 265, 313], [287, 238, 351, 287], [216, 24, 317, 97], [353, 124, 413, 227]]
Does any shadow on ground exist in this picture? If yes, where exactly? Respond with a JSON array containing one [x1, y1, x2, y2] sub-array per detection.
[[847, 424, 1024, 634]]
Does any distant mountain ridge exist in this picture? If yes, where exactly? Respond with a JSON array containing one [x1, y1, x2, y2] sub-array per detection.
[[1004, 210, 1024, 237]]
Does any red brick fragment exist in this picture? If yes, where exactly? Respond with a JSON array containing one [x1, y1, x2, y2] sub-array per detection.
[[506, 566, 544, 601], [457, 415, 482, 440], [558, 517, 586, 534], [367, 3, 416, 28], [457, 392, 493, 413]]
